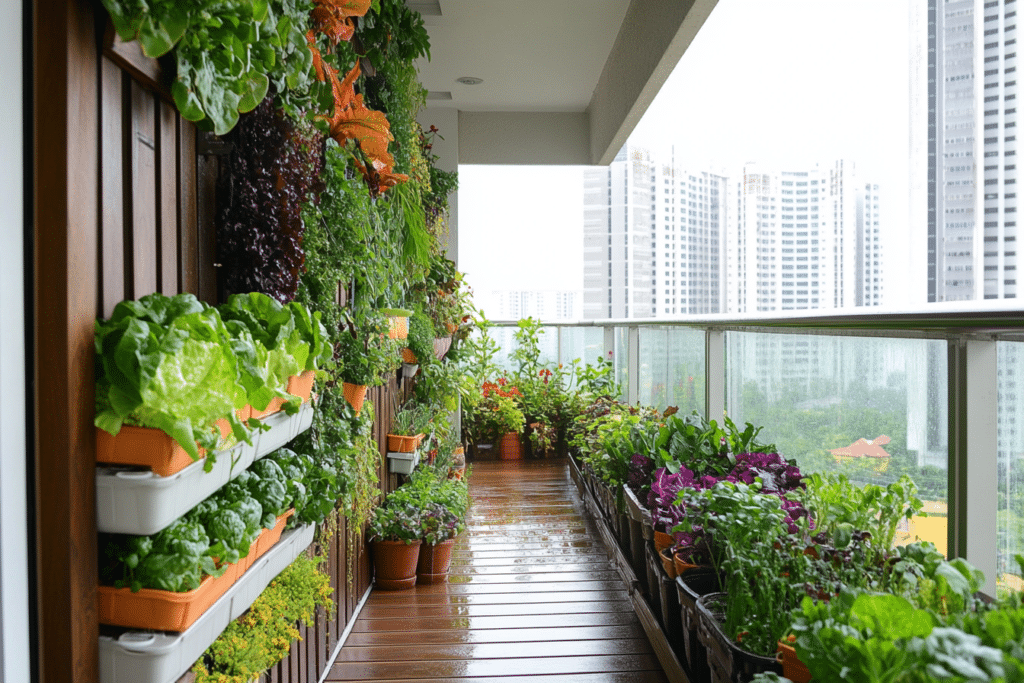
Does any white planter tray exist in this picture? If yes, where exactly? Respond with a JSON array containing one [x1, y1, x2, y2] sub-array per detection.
[[387, 451, 420, 475], [98, 523, 315, 683], [96, 402, 314, 536]]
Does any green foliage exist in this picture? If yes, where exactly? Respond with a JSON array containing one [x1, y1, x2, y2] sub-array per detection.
[[102, 516, 219, 593], [789, 590, 1007, 682], [791, 472, 925, 558], [336, 307, 401, 386], [679, 481, 795, 656], [391, 402, 431, 436], [192, 554, 333, 683], [406, 306, 437, 365], [218, 292, 331, 411], [576, 353, 622, 399], [102, 0, 326, 134], [357, 0, 431, 67]]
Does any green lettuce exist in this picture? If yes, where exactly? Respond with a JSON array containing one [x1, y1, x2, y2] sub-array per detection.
[[219, 294, 331, 410], [95, 293, 250, 466]]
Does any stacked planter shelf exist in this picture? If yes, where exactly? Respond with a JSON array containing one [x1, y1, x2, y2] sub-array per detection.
[[96, 390, 317, 683]]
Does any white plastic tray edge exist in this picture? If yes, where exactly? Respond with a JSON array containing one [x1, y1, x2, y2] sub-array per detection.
[[98, 523, 315, 683], [96, 405, 313, 536]]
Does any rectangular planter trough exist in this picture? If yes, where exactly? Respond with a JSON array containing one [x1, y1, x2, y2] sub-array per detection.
[[96, 403, 313, 536], [98, 523, 315, 683]]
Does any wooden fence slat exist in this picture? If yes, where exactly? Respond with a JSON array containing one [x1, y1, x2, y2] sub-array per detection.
[[99, 56, 124, 317], [195, 152, 218, 302], [158, 100, 178, 294], [178, 121, 199, 295], [130, 79, 157, 298]]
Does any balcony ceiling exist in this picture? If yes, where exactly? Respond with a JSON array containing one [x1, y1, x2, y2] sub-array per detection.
[[413, 0, 719, 166], [415, 0, 631, 113]]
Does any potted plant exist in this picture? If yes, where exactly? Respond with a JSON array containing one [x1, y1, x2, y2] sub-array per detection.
[[379, 307, 412, 340], [387, 403, 431, 453], [94, 293, 255, 476], [471, 379, 526, 459], [402, 306, 436, 367], [367, 503, 423, 590], [337, 308, 401, 414], [416, 503, 464, 584]]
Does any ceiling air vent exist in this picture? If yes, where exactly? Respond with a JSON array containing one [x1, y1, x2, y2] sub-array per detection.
[[406, 1, 442, 16], [427, 91, 453, 101]]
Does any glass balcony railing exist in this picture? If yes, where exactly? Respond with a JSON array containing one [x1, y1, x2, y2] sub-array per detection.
[[479, 308, 1024, 597]]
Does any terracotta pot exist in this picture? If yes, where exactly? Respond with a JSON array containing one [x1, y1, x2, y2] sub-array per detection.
[[416, 538, 456, 584], [387, 433, 425, 453], [401, 348, 418, 364], [371, 539, 422, 590], [342, 382, 367, 415], [98, 563, 241, 631], [673, 552, 703, 578], [653, 530, 674, 553], [498, 432, 522, 460], [777, 638, 812, 683], [387, 316, 409, 340], [659, 547, 678, 579]]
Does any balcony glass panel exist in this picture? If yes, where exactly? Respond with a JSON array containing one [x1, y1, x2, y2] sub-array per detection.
[[725, 331, 949, 554], [998, 341, 1024, 593], [614, 326, 629, 396], [639, 326, 705, 413], [558, 327, 605, 389]]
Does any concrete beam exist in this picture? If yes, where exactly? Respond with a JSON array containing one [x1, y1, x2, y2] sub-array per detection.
[[457, 111, 590, 165], [588, 0, 718, 165]]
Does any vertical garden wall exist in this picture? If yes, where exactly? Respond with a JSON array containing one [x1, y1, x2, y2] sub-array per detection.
[[33, 1, 465, 682]]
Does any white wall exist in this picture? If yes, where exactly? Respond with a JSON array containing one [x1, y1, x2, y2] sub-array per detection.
[[0, 1, 29, 681]]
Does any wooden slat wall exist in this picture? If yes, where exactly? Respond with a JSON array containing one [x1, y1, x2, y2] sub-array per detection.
[[36, 6, 408, 682], [266, 379, 407, 682]]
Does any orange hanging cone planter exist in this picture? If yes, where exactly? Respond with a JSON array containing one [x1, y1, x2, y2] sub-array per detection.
[[342, 382, 367, 415]]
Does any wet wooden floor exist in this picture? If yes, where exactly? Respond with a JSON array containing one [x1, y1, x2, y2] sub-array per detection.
[[326, 460, 668, 682]]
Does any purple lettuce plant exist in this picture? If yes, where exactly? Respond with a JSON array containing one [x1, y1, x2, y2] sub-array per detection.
[[627, 452, 655, 500]]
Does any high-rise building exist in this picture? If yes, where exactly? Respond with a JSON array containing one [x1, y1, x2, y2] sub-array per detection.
[[857, 183, 885, 307], [585, 149, 879, 317], [583, 147, 654, 319], [727, 162, 861, 312], [489, 289, 579, 320], [582, 146, 725, 319], [926, 0, 1019, 302]]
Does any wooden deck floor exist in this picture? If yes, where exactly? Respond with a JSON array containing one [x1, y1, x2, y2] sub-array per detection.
[[326, 460, 669, 682]]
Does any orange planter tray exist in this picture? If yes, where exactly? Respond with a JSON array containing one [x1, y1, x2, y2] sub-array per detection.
[[97, 510, 294, 632], [777, 638, 812, 683], [250, 371, 317, 420], [98, 562, 241, 632], [387, 433, 425, 453], [95, 407, 249, 478], [253, 509, 294, 560]]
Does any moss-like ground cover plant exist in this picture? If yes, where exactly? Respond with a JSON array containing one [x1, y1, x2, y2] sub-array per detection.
[[192, 554, 333, 683]]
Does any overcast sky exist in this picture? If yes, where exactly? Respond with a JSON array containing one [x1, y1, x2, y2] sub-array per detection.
[[459, 0, 916, 314]]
